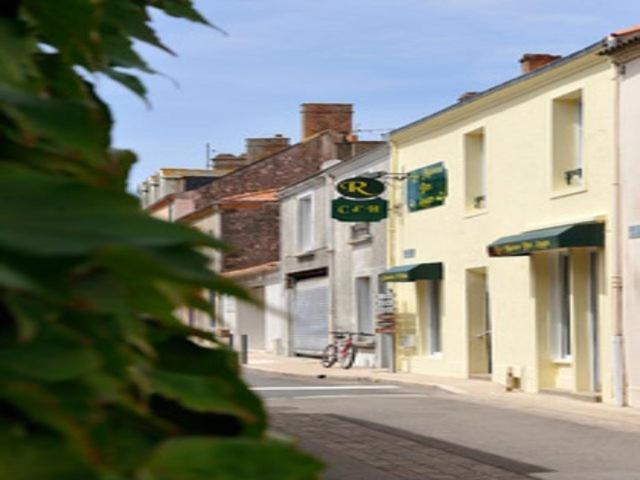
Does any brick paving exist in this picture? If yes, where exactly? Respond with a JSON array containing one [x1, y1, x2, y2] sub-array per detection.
[[271, 412, 540, 480]]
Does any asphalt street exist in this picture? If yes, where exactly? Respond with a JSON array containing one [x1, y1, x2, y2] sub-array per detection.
[[245, 370, 640, 480]]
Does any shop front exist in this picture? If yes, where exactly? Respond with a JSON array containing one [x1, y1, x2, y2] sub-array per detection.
[[488, 221, 605, 397]]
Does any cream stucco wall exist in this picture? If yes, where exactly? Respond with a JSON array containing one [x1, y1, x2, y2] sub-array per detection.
[[620, 54, 640, 408], [389, 55, 618, 402]]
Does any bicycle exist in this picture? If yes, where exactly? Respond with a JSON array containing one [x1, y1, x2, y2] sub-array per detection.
[[321, 331, 375, 369]]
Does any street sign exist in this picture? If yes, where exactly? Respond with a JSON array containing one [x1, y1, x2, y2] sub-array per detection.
[[376, 293, 396, 314], [336, 176, 385, 199], [376, 314, 396, 334], [331, 197, 388, 222], [407, 162, 448, 212]]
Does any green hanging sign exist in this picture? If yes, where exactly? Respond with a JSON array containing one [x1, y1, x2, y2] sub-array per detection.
[[332, 197, 388, 222], [407, 162, 447, 212], [336, 177, 386, 199]]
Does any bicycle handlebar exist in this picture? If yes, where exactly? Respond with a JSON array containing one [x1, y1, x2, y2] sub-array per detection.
[[329, 331, 376, 337]]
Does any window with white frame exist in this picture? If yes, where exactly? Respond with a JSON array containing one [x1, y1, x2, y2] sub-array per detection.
[[552, 91, 583, 190], [297, 194, 313, 252], [464, 128, 486, 211], [550, 252, 572, 359], [419, 280, 442, 355]]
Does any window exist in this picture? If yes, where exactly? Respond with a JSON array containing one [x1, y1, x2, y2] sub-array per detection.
[[419, 280, 442, 355], [297, 194, 313, 252], [550, 252, 571, 359], [464, 128, 486, 211], [356, 277, 373, 335], [552, 91, 583, 190]]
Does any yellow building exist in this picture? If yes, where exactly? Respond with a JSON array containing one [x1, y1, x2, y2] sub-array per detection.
[[386, 43, 622, 403]]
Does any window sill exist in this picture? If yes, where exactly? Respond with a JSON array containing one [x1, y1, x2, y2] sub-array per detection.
[[552, 357, 572, 366], [550, 186, 586, 200], [295, 249, 319, 259], [348, 234, 373, 246], [428, 352, 443, 359], [464, 208, 488, 219]]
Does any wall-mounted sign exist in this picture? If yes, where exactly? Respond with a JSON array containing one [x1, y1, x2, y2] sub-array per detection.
[[331, 197, 388, 222], [407, 162, 447, 212], [336, 177, 385, 199]]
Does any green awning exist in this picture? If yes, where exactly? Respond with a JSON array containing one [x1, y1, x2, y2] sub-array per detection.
[[380, 263, 443, 282], [488, 222, 604, 257]]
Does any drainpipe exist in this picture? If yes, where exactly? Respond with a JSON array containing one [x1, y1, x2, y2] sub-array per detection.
[[612, 62, 626, 407], [387, 140, 400, 373], [326, 172, 337, 335]]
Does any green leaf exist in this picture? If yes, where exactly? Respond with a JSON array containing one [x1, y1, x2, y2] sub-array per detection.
[[0, 167, 226, 256], [103, 0, 174, 55], [0, 323, 101, 382], [144, 437, 323, 480], [0, 19, 39, 87], [104, 68, 148, 101], [0, 432, 96, 480], [146, 369, 260, 425], [22, 0, 100, 69], [150, 0, 212, 27], [101, 28, 155, 73], [0, 85, 107, 161]]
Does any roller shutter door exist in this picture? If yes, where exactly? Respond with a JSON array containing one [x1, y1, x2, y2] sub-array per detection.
[[293, 276, 329, 355]]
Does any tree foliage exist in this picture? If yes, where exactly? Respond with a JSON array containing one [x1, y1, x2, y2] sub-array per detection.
[[0, 1, 322, 478]]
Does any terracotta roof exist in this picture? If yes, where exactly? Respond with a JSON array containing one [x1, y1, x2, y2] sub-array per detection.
[[222, 261, 279, 279], [612, 25, 640, 37], [145, 193, 175, 213], [176, 204, 216, 225], [217, 188, 279, 204]]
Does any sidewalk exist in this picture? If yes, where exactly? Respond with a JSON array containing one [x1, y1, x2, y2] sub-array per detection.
[[245, 350, 640, 433]]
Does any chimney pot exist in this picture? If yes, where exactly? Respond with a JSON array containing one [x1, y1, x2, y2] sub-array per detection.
[[458, 91, 480, 103], [519, 53, 561, 74]]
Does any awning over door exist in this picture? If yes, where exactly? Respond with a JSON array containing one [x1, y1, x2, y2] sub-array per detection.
[[488, 221, 604, 257], [380, 263, 443, 282]]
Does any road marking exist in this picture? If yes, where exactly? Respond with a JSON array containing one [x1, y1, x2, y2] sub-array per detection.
[[251, 385, 400, 391], [289, 394, 430, 400]]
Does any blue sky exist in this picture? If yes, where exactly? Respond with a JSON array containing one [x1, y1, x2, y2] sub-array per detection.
[[97, 1, 639, 188]]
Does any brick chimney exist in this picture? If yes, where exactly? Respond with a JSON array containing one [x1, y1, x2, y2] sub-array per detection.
[[301, 103, 353, 140], [519, 53, 561, 74], [245, 135, 291, 163]]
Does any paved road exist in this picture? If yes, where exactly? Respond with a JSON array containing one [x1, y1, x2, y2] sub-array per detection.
[[245, 370, 640, 480]]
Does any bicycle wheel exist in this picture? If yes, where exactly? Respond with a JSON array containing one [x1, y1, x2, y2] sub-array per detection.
[[321, 344, 337, 368], [339, 345, 357, 369]]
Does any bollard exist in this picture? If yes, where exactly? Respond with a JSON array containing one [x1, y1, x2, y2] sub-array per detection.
[[240, 334, 249, 365]]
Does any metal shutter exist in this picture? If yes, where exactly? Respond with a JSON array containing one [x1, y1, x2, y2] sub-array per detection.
[[293, 276, 329, 355]]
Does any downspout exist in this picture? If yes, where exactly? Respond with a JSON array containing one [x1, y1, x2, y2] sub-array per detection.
[[325, 172, 337, 335], [612, 61, 626, 406], [387, 139, 400, 373]]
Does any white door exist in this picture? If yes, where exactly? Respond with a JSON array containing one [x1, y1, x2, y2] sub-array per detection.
[[292, 276, 329, 355]]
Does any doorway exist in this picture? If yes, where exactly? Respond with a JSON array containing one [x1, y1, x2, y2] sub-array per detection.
[[467, 268, 492, 376]]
